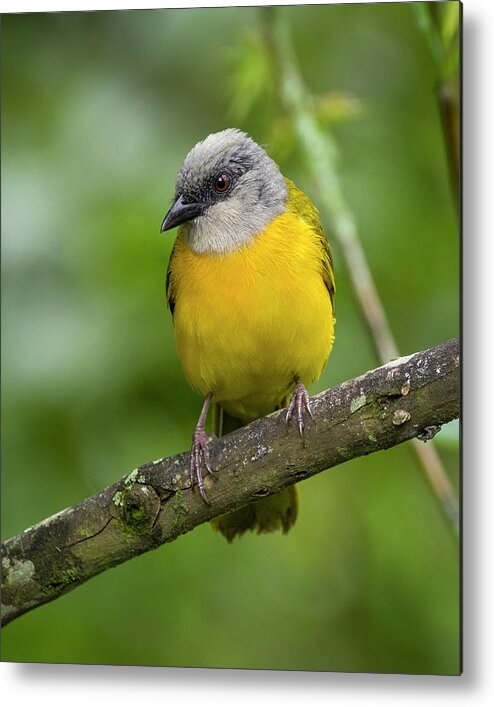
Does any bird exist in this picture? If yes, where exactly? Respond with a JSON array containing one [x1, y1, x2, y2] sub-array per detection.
[[160, 128, 335, 542]]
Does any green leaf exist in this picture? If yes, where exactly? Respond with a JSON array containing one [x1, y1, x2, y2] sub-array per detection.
[[228, 30, 274, 123], [441, 1, 460, 49], [313, 91, 365, 126]]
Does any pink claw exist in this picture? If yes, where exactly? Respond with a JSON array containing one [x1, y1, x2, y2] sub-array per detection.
[[189, 394, 215, 503], [285, 381, 314, 439], [190, 427, 214, 503]]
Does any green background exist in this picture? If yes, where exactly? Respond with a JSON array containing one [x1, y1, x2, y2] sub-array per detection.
[[1, 3, 459, 674]]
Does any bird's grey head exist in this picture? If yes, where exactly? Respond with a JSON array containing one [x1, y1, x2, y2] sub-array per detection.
[[160, 129, 288, 253]]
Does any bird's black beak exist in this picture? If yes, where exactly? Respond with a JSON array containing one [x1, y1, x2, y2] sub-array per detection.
[[160, 195, 203, 233]]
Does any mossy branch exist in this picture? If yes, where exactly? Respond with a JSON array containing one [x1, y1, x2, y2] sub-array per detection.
[[2, 338, 459, 626]]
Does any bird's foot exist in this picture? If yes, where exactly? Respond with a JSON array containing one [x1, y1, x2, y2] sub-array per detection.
[[190, 425, 216, 503], [285, 380, 314, 439]]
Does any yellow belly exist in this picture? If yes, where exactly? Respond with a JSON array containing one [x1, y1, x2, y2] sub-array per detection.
[[169, 210, 335, 423]]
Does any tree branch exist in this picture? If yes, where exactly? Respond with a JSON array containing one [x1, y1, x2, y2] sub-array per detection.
[[1, 338, 459, 626]]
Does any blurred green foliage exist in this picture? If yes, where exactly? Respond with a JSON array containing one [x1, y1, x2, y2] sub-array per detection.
[[1, 3, 459, 674]]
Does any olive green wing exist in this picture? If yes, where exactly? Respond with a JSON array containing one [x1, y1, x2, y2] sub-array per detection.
[[285, 178, 335, 310], [165, 242, 178, 317]]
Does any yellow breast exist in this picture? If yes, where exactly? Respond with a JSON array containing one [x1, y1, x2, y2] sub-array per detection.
[[168, 209, 335, 422]]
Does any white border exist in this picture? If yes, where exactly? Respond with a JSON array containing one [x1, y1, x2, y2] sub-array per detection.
[[2, 0, 493, 705]]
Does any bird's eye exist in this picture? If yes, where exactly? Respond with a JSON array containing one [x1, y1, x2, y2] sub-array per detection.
[[214, 174, 232, 193]]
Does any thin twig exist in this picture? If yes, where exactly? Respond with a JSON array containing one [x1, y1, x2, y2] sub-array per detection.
[[263, 9, 459, 535], [413, 2, 460, 209]]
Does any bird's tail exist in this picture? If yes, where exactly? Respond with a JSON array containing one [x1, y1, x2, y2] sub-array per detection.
[[211, 405, 298, 542]]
